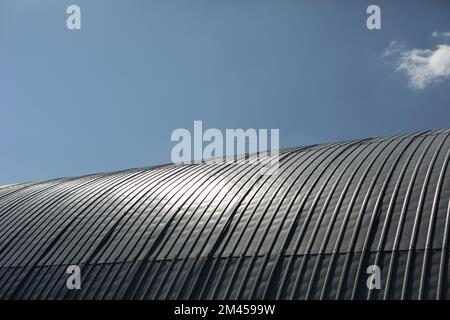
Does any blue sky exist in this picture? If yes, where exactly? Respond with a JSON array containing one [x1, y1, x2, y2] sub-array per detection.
[[1, 0, 450, 184]]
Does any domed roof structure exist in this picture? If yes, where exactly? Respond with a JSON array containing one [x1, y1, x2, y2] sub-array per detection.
[[0, 129, 449, 300]]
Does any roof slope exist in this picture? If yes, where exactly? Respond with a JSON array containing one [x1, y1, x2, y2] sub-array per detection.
[[0, 129, 449, 300]]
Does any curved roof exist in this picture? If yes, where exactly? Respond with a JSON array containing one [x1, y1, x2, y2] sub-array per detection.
[[0, 129, 449, 300]]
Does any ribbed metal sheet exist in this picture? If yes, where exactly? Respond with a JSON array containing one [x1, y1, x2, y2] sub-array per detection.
[[0, 129, 449, 300]]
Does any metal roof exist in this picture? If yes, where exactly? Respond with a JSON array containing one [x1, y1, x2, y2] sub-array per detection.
[[0, 129, 449, 300]]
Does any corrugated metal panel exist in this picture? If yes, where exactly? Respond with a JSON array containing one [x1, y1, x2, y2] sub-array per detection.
[[0, 130, 449, 300]]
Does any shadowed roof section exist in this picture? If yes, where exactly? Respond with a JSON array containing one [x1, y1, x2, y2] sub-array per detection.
[[0, 129, 449, 300]]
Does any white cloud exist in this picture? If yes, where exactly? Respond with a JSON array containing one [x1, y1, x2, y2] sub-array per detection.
[[432, 31, 450, 38], [383, 34, 450, 89], [397, 45, 450, 89], [382, 41, 404, 57]]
